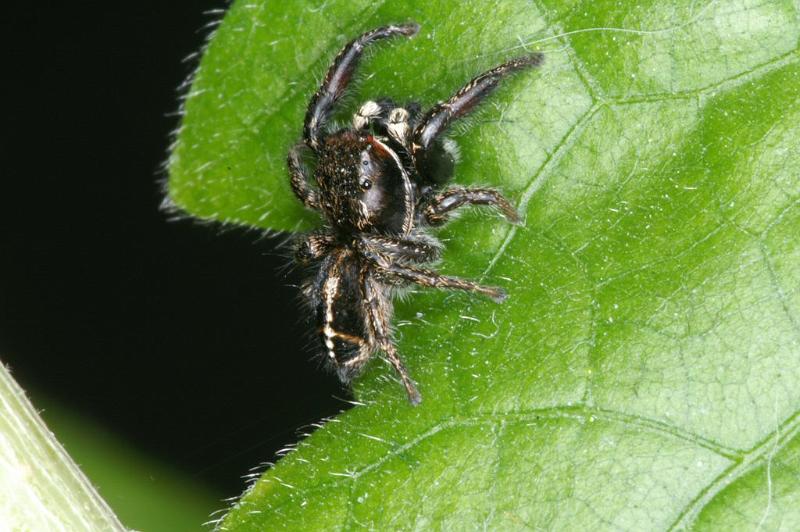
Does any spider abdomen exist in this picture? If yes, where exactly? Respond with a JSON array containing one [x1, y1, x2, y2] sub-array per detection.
[[313, 250, 373, 381]]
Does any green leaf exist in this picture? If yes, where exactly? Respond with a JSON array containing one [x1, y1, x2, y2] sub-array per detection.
[[168, 0, 800, 529]]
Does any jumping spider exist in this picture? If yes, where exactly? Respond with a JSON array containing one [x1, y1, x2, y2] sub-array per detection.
[[290, 23, 542, 404]]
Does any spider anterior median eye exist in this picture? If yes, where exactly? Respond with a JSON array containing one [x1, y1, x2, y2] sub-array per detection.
[[360, 178, 373, 189]]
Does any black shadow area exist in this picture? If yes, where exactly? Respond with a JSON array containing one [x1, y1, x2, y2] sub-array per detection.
[[0, 3, 347, 497]]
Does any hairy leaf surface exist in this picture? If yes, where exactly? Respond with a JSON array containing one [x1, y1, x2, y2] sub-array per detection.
[[168, 0, 800, 529]]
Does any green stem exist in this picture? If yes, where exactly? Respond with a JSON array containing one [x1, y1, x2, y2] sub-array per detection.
[[0, 362, 125, 531]]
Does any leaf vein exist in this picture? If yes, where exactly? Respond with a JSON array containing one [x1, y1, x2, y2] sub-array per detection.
[[668, 405, 800, 529], [482, 103, 603, 277]]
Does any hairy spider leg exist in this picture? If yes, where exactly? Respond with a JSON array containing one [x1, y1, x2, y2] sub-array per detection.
[[303, 24, 419, 151], [412, 54, 544, 175], [294, 232, 337, 264], [288, 143, 320, 210], [359, 234, 442, 264], [375, 261, 507, 303], [423, 186, 522, 225], [361, 270, 422, 404]]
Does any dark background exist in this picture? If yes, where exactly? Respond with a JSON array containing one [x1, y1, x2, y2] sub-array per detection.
[[0, 3, 346, 497]]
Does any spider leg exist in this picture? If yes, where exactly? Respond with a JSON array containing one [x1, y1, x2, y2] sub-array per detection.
[[288, 143, 320, 210], [359, 234, 442, 264], [423, 186, 521, 226], [304, 23, 419, 150], [294, 232, 337, 264], [374, 262, 508, 303], [361, 268, 421, 404], [412, 54, 543, 171]]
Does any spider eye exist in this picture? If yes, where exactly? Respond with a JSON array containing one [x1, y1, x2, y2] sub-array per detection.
[[360, 178, 372, 190]]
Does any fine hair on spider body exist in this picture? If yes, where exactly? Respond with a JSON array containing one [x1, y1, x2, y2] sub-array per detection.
[[288, 22, 542, 405]]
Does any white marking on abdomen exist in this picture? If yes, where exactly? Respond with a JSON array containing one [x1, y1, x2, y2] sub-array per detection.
[[322, 273, 340, 360]]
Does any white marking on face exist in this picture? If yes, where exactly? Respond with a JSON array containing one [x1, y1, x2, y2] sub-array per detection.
[[388, 107, 409, 123], [387, 107, 411, 144], [360, 100, 382, 116], [353, 100, 382, 129], [388, 122, 410, 144]]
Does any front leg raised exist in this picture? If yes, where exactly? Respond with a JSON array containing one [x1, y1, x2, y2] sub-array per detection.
[[412, 54, 543, 173], [304, 24, 419, 150]]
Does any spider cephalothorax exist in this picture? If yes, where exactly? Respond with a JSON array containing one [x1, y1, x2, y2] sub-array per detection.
[[314, 131, 414, 234], [289, 23, 542, 404]]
